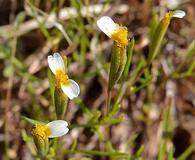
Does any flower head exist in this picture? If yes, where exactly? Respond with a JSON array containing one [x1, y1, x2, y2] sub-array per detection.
[[32, 120, 69, 141], [161, 10, 185, 27], [97, 16, 128, 46], [164, 10, 186, 21], [48, 53, 80, 99]]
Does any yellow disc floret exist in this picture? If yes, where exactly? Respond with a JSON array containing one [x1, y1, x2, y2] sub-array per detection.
[[31, 124, 51, 141], [111, 26, 128, 46], [162, 11, 173, 25], [55, 70, 69, 88]]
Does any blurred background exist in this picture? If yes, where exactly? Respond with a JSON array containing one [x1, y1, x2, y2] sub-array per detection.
[[0, 0, 195, 159]]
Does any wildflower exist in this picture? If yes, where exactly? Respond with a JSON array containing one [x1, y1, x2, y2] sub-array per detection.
[[97, 16, 128, 46], [148, 10, 186, 63], [32, 120, 69, 141], [48, 53, 80, 100], [164, 10, 186, 21], [97, 16, 129, 91]]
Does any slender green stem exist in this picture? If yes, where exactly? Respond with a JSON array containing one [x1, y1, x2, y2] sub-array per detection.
[[64, 149, 129, 158], [177, 144, 195, 160], [107, 90, 111, 114], [113, 81, 124, 108]]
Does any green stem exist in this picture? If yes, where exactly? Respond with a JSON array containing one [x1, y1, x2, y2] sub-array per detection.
[[113, 81, 124, 108], [107, 90, 111, 114], [64, 149, 129, 158]]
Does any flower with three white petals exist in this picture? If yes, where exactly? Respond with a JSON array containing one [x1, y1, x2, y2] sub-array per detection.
[[32, 120, 69, 141], [48, 53, 80, 100]]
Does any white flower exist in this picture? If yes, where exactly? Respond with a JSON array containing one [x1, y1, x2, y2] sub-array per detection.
[[172, 10, 186, 18], [97, 16, 128, 46], [48, 53, 80, 99], [32, 120, 69, 140], [163, 10, 186, 24]]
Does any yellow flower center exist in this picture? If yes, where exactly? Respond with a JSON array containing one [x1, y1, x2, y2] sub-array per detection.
[[165, 11, 173, 19], [162, 11, 173, 25], [55, 70, 69, 88], [111, 26, 128, 46], [31, 124, 51, 141]]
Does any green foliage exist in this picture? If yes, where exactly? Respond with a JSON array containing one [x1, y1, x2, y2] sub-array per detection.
[[22, 116, 45, 125], [54, 88, 68, 119], [177, 144, 195, 160], [158, 104, 173, 160], [1, 1, 194, 160], [123, 38, 135, 80], [108, 43, 127, 91]]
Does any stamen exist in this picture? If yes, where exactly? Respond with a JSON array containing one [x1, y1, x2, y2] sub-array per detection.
[[111, 26, 128, 46], [31, 124, 51, 141], [55, 70, 69, 88]]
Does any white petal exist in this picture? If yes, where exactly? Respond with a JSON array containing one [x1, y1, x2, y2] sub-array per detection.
[[61, 79, 80, 100], [47, 120, 69, 138], [48, 53, 65, 74], [172, 10, 186, 18], [166, 0, 181, 9], [53, 53, 65, 71], [48, 55, 57, 74], [97, 16, 118, 38]]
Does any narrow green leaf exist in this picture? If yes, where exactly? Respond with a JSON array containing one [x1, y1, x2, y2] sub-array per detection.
[[158, 139, 166, 160], [125, 134, 138, 150], [173, 40, 195, 77], [70, 139, 78, 151], [186, 40, 195, 59], [149, 13, 159, 39], [14, 12, 26, 29], [128, 56, 145, 85], [177, 144, 195, 160], [168, 144, 174, 160], [135, 145, 144, 157], [11, 57, 25, 70], [63, 149, 129, 158], [27, 0, 51, 40], [158, 104, 173, 160], [123, 38, 135, 80], [90, 111, 101, 123], [21, 116, 45, 125], [54, 88, 68, 119], [109, 43, 127, 91], [108, 43, 121, 91], [110, 103, 120, 117], [101, 116, 123, 125], [0, 45, 10, 59]]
